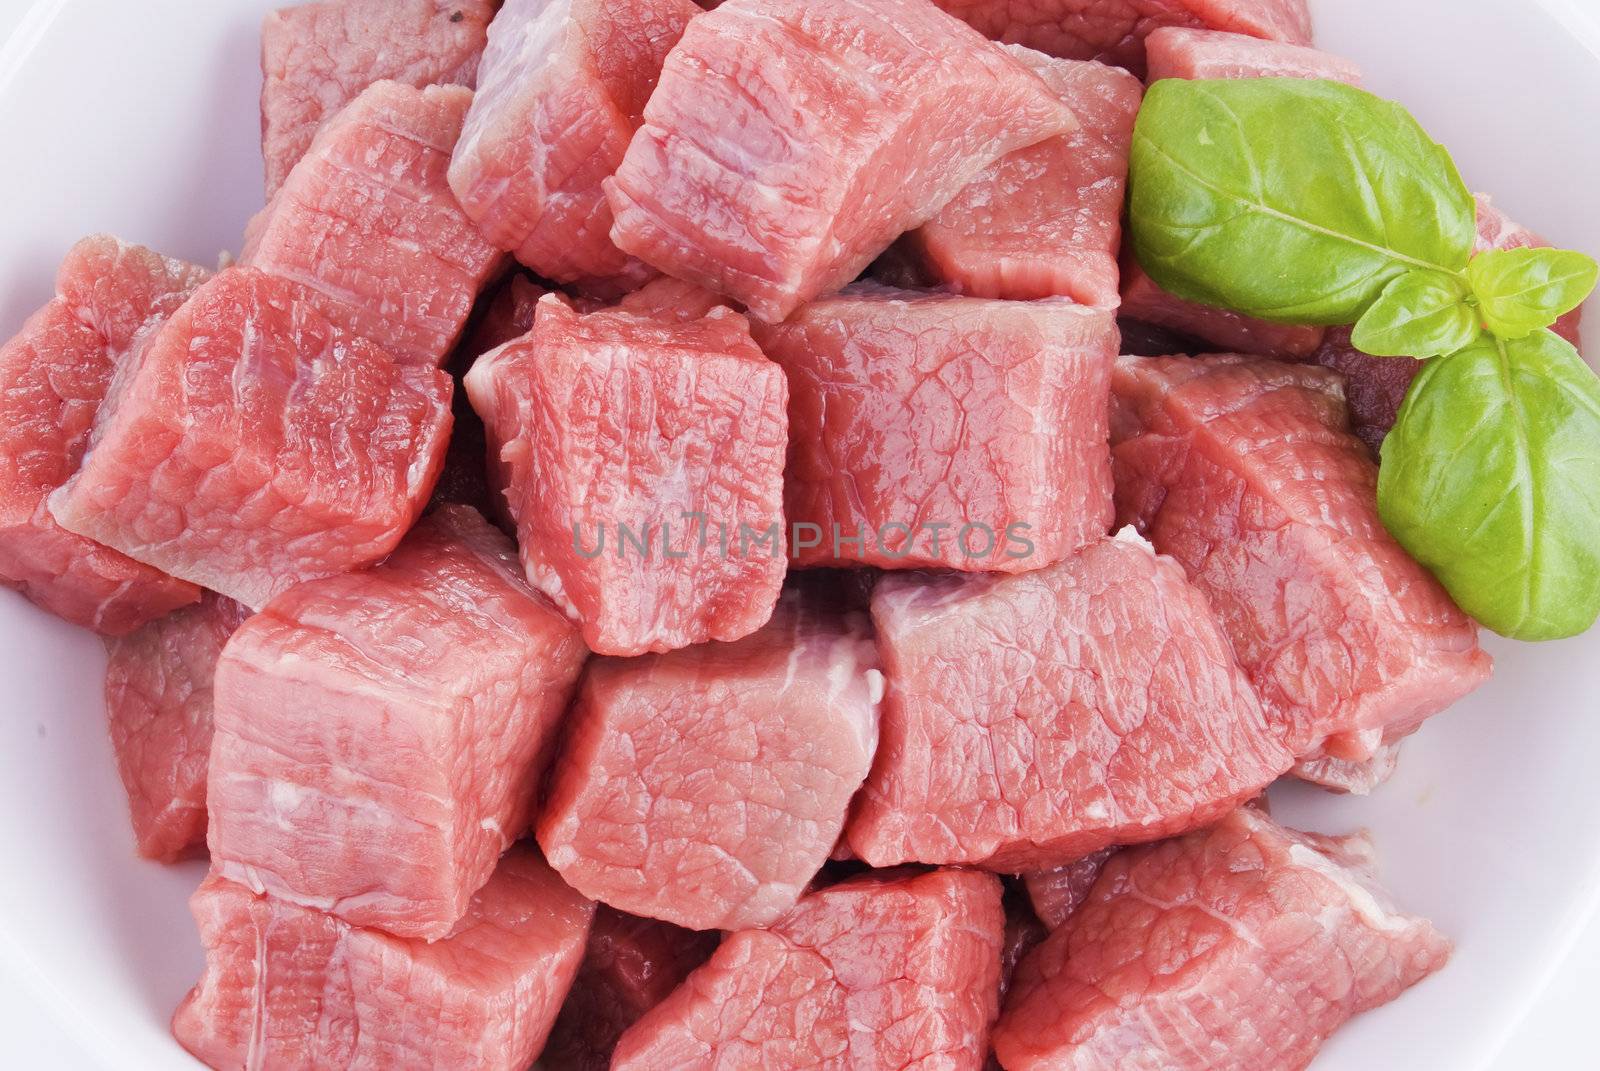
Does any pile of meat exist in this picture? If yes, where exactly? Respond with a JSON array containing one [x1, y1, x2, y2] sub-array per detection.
[[5, 0, 1556, 1067]]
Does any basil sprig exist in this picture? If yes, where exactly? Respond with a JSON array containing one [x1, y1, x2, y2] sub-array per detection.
[[1129, 77, 1600, 640]]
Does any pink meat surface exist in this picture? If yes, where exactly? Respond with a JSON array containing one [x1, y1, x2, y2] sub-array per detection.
[[260, 0, 493, 197], [992, 807, 1450, 1070], [848, 531, 1289, 872], [1295, 744, 1402, 795], [751, 285, 1117, 573], [463, 274, 548, 357], [898, 49, 1142, 305], [464, 296, 787, 655], [928, 0, 1312, 73], [1111, 355, 1493, 765], [612, 868, 1005, 1071], [605, 0, 1078, 322], [449, 0, 698, 293], [537, 589, 881, 930], [172, 845, 593, 1071], [48, 267, 451, 610], [1120, 259, 1326, 359], [1145, 25, 1362, 81], [1306, 194, 1587, 452], [245, 81, 503, 367], [0, 237, 207, 633], [543, 907, 721, 1071], [1023, 849, 1114, 929], [614, 275, 732, 323], [207, 506, 587, 939], [103, 592, 248, 862]]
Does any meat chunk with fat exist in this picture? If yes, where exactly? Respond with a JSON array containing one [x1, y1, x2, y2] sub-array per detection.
[[1295, 744, 1403, 796], [1111, 355, 1493, 766], [751, 285, 1116, 573], [542, 907, 720, 1071], [207, 506, 587, 939], [172, 845, 593, 1071], [104, 592, 248, 862], [449, 0, 699, 293], [605, 0, 1078, 322], [929, 0, 1312, 73], [847, 531, 1290, 872], [1144, 25, 1362, 81], [464, 296, 787, 655], [0, 237, 207, 633], [245, 81, 503, 368], [537, 589, 880, 930], [612, 868, 1005, 1071], [48, 267, 451, 610], [260, 0, 494, 197], [895, 49, 1141, 305], [992, 807, 1450, 1070]]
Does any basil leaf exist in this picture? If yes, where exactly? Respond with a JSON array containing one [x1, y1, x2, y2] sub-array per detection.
[[1465, 247, 1598, 339], [1378, 330, 1600, 640], [1129, 78, 1476, 325], [1351, 269, 1479, 358]]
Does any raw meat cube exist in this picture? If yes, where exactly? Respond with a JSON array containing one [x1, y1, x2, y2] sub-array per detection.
[[172, 845, 593, 1071], [260, 0, 494, 196], [605, 0, 1079, 322], [543, 907, 720, 1071], [449, 0, 699, 293], [464, 296, 787, 655], [1306, 194, 1587, 452], [1295, 744, 1402, 795], [537, 589, 880, 930], [206, 505, 587, 939], [1111, 355, 1493, 766], [897, 50, 1142, 305], [751, 285, 1117, 572], [1145, 25, 1362, 82], [847, 530, 1290, 872], [104, 592, 249, 862], [463, 274, 548, 358], [245, 81, 503, 367], [0, 237, 207, 633], [992, 807, 1451, 1071], [1120, 259, 1326, 359], [614, 275, 731, 323], [612, 868, 1005, 1071], [48, 268, 451, 609], [929, 0, 1312, 73], [1023, 849, 1114, 929]]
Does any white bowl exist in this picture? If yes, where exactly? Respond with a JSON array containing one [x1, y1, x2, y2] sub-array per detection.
[[1, 0, 1597, 1067]]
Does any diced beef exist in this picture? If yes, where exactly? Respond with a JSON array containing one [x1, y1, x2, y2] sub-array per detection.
[[260, 0, 494, 196], [543, 907, 720, 1071], [751, 285, 1116, 572], [605, 0, 1078, 322], [0, 237, 207, 633], [1295, 744, 1403, 795], [206, 506, 587, 939], [245, 81, 503, 368], [612, 868, 1005, 1071], [48, 267, 451, 610], [1023, 849, 1114, 929], [1111, 355, 1493, 766], [895, 49, 1141, 305], [103, 591, 248, 862], [613, 275, 732, 323], [928, 0, 1312, 74], [464, 296, 787, 655], [848, 530, 1289, 872], [449, 0, 699, 293], [1120, 259, 1326, 359], [172, 845, 593, 1071], [1305, 194, 1588, 452], [463, 274, 548, 358], [992, 807, 1451, 1071], [538, 589, 880, 930], [1144, 25, 1362, 81]]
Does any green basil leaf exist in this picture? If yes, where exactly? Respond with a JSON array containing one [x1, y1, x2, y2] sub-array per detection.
[[1351, 269, 1479, 358], [1465, 247, 1598, 339], [1128, 78, 1476, 325], [1378, 330, 1600, 640]]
